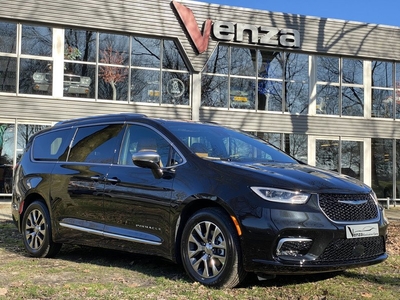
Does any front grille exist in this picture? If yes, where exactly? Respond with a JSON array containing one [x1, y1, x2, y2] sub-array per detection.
[[319, 194, 378, 222], [316, 236, 385, 263]]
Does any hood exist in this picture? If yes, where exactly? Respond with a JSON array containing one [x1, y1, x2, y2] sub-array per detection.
[[216, 161, 371, 194]]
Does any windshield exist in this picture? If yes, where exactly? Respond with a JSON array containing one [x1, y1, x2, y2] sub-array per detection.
[[165, 122, 298, 164]]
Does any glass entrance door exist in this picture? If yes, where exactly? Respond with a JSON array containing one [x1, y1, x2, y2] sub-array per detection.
[[311, 137, 365, 181]]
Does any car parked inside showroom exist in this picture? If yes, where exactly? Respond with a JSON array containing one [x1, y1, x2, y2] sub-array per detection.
[[11, 113, 388, 288]]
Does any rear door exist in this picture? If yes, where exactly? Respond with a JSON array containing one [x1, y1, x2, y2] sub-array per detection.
[[52, 123, 125, 244]]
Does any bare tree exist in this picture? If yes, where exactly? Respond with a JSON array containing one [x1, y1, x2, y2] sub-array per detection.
[[99, 46, 128, 100]]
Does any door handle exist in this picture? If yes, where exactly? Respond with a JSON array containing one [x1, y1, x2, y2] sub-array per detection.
[[105, 177, 120, 184], [90, 175, 104, 181]]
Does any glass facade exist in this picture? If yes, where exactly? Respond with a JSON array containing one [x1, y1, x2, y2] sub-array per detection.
[[0, 122, 49, 195], [201, 46, 309, 113], [0, 23, 190, 104], [1, 19, 400, 201]]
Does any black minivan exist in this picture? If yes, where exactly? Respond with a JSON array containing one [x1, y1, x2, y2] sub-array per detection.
[[11, 113, 388, 288]]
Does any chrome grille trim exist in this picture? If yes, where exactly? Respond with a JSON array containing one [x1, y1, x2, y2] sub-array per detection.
[[318, 193, 379, 224]]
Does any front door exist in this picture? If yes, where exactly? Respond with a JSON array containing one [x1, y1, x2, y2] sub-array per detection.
[[102, 124, 176, 256]]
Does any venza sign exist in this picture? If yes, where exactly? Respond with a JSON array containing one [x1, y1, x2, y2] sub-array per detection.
[[172, 1, 300, 54]]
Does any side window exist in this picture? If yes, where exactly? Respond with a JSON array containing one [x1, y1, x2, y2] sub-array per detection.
[[120, 124, 180, 167], [68, 124, 124, 163], [32, 128, 73, 161]]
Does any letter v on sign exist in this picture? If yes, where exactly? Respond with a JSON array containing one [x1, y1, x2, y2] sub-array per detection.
[[172, 1, 212, 54]]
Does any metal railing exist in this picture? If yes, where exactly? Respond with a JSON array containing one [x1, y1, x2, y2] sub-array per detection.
[[378, 198, 399, 209]]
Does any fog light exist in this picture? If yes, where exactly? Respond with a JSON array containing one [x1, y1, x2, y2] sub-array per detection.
[[276, 238, 313, 257]]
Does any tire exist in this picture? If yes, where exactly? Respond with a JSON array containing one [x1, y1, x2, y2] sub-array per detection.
[[180, 208, 246, 288], [21, 201, 62, 258]]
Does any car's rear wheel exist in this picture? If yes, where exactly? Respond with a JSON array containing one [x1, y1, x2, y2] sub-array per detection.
[[181, 207, 246, 288], [22, 201, 62, 258]]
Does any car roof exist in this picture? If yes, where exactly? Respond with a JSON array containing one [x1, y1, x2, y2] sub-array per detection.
[[53, 113, 218, 129], [54, 113, 148, 127]]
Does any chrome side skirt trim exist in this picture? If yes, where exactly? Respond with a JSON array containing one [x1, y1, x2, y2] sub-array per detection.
[[60, 222, 162, 246]]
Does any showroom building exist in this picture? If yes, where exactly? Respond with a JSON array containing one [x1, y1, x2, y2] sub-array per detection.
[[1, 0, 400, 201]]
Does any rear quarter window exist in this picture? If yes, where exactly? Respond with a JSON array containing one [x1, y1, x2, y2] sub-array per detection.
[[32, 128, 73, 161], [68, 124, 125, 164]]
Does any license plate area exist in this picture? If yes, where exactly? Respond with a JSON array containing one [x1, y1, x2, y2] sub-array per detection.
[[346, 223, 379, 239]]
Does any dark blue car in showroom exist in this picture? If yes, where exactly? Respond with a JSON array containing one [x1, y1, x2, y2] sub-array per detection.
[[11, 113, 388, 288]]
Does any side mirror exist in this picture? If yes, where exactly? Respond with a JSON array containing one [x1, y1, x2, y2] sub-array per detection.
[[132, 151, 163, 179]]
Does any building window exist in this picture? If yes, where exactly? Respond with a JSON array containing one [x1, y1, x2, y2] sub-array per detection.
[[396, 63, 400, 119], [372, 139, 393, 198], [371, 61, 393, 118], [63, 30, 190, 104], [64, 29, 96, 98], [20, 25, 53, 95], [0, 22, 53, 95], [316, 138, 363, 181], [98, 33, 130, 101], [316, 56, 364, 116], [259, 132, 308, 162], [202, 45, 309, 113], [0, 122, 49, 196]]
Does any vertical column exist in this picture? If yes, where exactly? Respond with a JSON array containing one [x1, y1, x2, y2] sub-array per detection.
[[52, 28, 64, 98], [191, 73, 201, 121]]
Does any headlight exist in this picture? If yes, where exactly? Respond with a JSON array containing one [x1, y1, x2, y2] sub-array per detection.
[[250, 187, 310, 204], [80, 76, 91, 85], [32, 72, 45, 81]]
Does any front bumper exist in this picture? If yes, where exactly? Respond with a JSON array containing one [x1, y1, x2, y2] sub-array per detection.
[[238, 201, 388, 275]]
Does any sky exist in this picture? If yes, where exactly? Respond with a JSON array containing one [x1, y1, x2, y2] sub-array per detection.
[[209, 0, 400, 27]]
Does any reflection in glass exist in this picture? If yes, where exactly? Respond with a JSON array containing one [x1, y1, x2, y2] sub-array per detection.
[[261, 81, 282, 111], [285, 53, 308, 82], [98, 65, 129, 101], [230, 47, 256, 76], [132, 37, 161, 68], [204, 45, 228, 75], [286, 82, 309, 114], [162, 71, 189, 105], [263, 133, 281, 148], [259, 133, 307, 162], [63, 63, 95, 98], [342, 58, 363, 85], [0, 124, 13, 194], [201, 75, 228, 107], [317, 85, 339, 115], [17, 124, 49, 161], [372, 61, 393, 88], [99, 33, 129, 65], [342, 87, 364, 116], [163, 40, 187, 71], [257, 50, 283, 111], [0, 22, 17, 53], [230, 77, 255, 109], [131, 69, 160, 103], [317, 56, 339, 83], [257, 50, 283, 79], [341, 141, 362, 180], [64, 29, 97, 62], [98, 34, 130, 101], [0, 57, 17, 92], [19, 58, 52, 95], [372, 139, 393, 198], [316, 139, 339, 172], [288, 134, 308, 162], [21, 25, 52, 56], [396, 140, 400, 199], [372, 89, 393, 118], [396, 63, 400, 119]]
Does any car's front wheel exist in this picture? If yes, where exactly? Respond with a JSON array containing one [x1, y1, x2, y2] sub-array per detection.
[[181, 207, 246, 288], [21, 201, 62, 258]]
